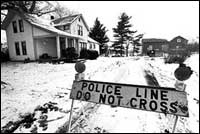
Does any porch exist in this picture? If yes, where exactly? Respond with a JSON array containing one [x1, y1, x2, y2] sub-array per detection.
[[34, 35, 85, 60]]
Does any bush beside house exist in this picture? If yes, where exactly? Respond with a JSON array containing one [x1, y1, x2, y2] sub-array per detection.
[[1, 50, 9, 62], [62, 47, 78, 60], [1, 43, 9, 62], [80, 49, 99, 60]]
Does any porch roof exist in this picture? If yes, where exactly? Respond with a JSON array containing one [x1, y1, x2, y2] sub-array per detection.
[[88, 37, 100, 45]]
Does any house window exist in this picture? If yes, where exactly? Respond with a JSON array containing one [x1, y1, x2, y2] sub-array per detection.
[[79, 18, 81, 22], [162, 45, 168, 51], [12, 21, 18, 33], [80, 42, 83, 49], [15, 42, 20, 55], [21, 41, 27, 55], [93, 44, 96, 49], [90, 44, 92, 49], [177, 39, 181, 42], [18, 20, 24, 32], [148, 45, 153, 50], [63, 25, 70, 30], [78, 25, 83, 36], [84, 43, 87, 49], [80, 42, 87, 49]]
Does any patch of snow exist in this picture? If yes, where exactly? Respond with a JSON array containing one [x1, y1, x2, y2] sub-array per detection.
[[1, 54, 199, 133]]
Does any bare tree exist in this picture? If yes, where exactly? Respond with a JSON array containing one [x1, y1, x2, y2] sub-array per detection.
[[1, 1, 55, 24], [52, 2, 79, 19]]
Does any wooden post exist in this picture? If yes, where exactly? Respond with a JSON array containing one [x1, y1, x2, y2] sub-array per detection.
[[56, 36, 61, 58], [171, 63, 192, 133], [172, 115, 179, 133], [68, 62, 86, 133], [68, 99, 74, 133], [172, 80, 186, 133]]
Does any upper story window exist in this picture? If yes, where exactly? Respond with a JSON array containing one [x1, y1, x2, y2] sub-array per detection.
[[18, 20, 24, 32], [147, 45, 153, 50], [93, 44, 96, 49], [78, 25, 83, 36], [12, 21, 18, 33], [15, 42, 20, 55], [177, 38, 181, 42], [64, 25, 70, 30]]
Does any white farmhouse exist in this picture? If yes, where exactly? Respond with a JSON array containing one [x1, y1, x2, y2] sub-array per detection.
[[1, 10, 100, 61]]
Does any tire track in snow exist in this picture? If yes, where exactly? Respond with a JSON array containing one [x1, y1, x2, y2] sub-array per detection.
[[54, 59, 127, 133], [85, 57, 175, 133], [79, 58, 164, 133]]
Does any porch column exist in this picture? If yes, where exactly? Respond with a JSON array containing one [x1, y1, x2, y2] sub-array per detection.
[[73, 38, 76, 48], [56, 36, 61, 58], [65, 37, 68, 48], [76, 39, 80, 55]]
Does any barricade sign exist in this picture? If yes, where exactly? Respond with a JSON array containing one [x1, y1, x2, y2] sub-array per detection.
[[70, 80, 189, 117]]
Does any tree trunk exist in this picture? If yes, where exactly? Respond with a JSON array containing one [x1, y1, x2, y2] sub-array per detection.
[[133, 44, 135, 56], [121, 44, 123, 56], [126, 46, 128, 57]]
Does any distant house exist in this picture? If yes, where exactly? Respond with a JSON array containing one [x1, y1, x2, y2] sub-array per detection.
[[1, 10, 100, 61], [142, 36, 189, 57], [142, 38, 169, 56], [168, 36, 188, 55]]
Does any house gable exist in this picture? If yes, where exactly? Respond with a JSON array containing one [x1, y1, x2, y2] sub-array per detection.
[[170, 36, 188, 45], [5, 12, 36, 61], [52, 14, 89, 32], [142, 38, 169, 56], [70, 15, 89, 39]]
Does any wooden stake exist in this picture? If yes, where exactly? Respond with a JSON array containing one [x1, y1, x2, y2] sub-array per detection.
[[68, 99, 74, 133], [68, 70, 85, 133], [171, 79, 186, 133], [172, 115, 178, 133]]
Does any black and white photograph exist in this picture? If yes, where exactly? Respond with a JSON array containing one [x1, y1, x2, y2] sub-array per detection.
[[1, 1, 199, 133]]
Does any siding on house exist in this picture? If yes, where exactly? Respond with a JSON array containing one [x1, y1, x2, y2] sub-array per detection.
[[142, 39, 169, 56], [6, 14, 35, 61], [70, 16, 88, 40], [169, 36, 188, 50], [168, 36, 188, 55], [33, 26, 54, 37], [35, 37, 57, 59]]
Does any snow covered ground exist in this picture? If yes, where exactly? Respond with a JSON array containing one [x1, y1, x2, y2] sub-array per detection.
[[1, 54, 199, 133]]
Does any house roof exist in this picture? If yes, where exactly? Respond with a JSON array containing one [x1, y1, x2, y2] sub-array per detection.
[[51, 14, 90, 31], [170, 36, 188, 42], [88, 37, 100, 45], [142, 38, 168, 43], [52, 14, 79, 25], [1, 10, 81, 38]]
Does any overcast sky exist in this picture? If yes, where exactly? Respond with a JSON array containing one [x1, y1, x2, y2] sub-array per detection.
[[1, 1, 199, 43], [58, 1, 199, 42]]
